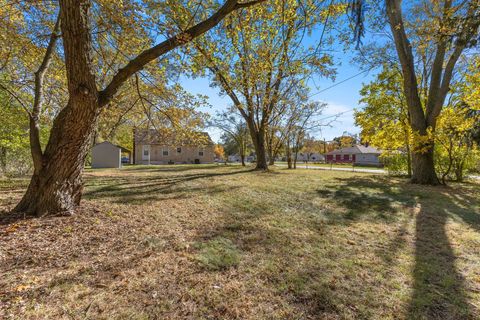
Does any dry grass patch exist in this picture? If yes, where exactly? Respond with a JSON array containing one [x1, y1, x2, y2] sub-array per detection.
[[1, 165, 479, 319]]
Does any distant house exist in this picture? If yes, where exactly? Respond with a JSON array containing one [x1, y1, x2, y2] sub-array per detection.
[[227, 153, 256, 163], [325, 145, 382, 166], [91, 141, 131, 168], [133, 129, 215, 165], [228, 154, 242, 162], [295, 152, 325, 163]]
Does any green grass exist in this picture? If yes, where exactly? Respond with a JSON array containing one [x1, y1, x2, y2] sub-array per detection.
[[275, 161, 384, 170], [1, 165, 479, 319], [195, 237, 241, 271]]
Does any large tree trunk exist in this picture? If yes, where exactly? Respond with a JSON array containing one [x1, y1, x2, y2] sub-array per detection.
[[411, 147, 439, 185], [454, 161, 464, 182], [246, 119, 268, 170], [14, 0, 99, 216], [240, 153, 246, 166], [14, 104, 100, 215], [254, 133, 268, 170]]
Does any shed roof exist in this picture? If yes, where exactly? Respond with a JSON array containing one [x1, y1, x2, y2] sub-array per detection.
[[93, 141, 130, 153]]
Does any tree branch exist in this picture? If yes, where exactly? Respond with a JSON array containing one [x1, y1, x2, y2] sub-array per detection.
[[0, 82, 30, 116], [30, 13, 61, 173], [386, 0, 427, 132], [98, 0, 265, 107]]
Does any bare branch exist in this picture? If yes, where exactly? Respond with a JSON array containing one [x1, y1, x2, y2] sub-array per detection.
[[0, 82, 30, 115]]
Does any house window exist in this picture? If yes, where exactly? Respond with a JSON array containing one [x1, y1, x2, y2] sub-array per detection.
[[163, 150, 169, 156], [143, 150, 149, 156], [177, 147, 182, 153], [199, 151, 204, 157]]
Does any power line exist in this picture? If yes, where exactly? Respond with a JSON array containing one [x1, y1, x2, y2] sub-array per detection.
[[305, 67, 378, 124], [317, 108, 355, 122], [307, 67, 373, 99]]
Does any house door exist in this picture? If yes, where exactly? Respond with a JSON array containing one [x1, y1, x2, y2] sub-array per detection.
[[142, 145, 150, 162]]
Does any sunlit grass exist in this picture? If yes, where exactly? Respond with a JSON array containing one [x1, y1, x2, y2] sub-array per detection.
[[1, 165, 479, 319]]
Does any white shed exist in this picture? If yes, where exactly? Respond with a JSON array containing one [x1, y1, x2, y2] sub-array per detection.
[[91, 141, 130, 168]]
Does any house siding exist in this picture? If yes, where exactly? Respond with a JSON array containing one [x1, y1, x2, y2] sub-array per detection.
[[135, 144, 215, 164], [355, 153, 380, 165], [324, 145, 382, 166]]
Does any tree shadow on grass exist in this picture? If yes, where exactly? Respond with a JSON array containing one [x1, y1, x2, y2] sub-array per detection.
[[0, 167, 250, 224], [329, 178, 480, 319], [83, 168, 250, 204], [316, 176, 416, 223], [407, 186, 479, 319], [315, 176, 479, 318]]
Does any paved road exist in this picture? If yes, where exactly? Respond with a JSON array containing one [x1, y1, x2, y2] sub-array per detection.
[[275, 164, 386, 174]]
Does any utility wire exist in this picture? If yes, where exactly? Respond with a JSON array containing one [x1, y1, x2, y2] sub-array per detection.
[[307, 67, 373, 99]]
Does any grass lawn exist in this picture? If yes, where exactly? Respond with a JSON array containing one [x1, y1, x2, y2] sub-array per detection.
[[274, 161, 385, 171], [1, 165, 479, 319]]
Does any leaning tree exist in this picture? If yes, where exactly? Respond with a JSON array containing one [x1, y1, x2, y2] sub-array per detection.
[[1, 0, 265, 216]]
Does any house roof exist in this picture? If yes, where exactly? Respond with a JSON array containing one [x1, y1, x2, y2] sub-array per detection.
[[94, 141, 131, 153], [325, 145, 381, 155], [134, 129, 214, 146]]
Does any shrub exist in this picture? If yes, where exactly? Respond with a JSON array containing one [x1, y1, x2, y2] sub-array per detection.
[[381, 152, 408, 176]]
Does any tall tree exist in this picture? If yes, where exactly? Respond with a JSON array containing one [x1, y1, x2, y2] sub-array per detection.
[[384, 0, 480, 184], [189, 0, 336, 170], [2, 0, 265, 216]]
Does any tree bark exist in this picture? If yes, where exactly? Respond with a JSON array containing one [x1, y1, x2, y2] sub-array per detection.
[[15, 0, 99, 216], [244, 116, 268, 170], [411, 148, 439, 185], [454, 162, 464, 182], [14, 0, 265, 216], [386, 0, 440, 184], [240, 153, 246, 166], [253, 133, 268, 170]]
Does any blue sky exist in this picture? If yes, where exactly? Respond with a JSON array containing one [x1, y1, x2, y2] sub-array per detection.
[[176, 9, 382, 144], [180, 51, 378, 143]]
